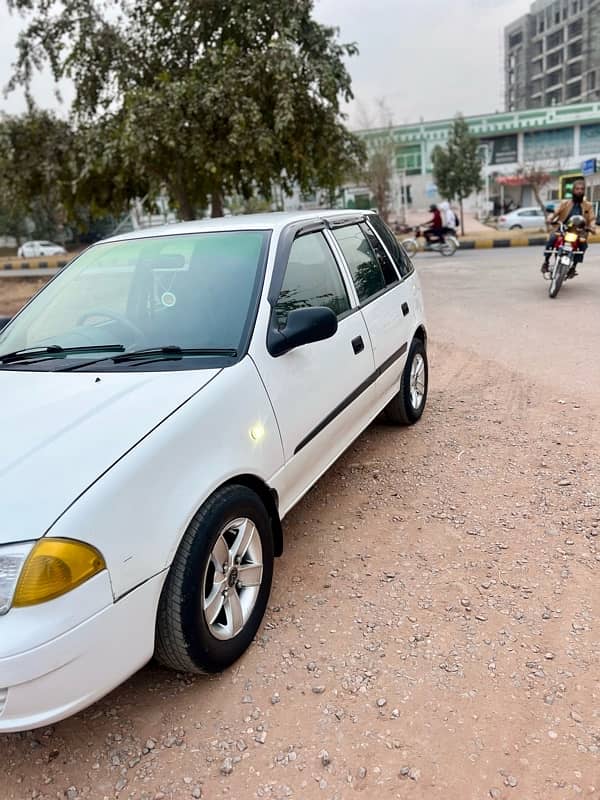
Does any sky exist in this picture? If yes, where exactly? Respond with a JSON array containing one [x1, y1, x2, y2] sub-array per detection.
[[0, 0, 532, 127]]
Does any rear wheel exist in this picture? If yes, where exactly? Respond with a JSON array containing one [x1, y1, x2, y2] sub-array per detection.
[[509, 224, 523, 230], [385, 337, 428, 425], [155, 485, 274, 674], [402, 238, 418, 258], [441, 238, 457, 256]]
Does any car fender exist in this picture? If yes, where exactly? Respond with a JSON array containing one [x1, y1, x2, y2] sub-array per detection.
[[46, 357, 285, 599]]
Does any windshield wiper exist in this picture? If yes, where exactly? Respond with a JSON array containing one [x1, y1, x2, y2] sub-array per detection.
[[0, 344, 126, 364], [112, 346, 238, 363]]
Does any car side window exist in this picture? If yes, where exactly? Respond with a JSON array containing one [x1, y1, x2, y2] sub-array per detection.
[[361, 223, 399, 285], [274, 232, 350, 329], [367, 215, 414, 278], [333, 224, 391, 303]]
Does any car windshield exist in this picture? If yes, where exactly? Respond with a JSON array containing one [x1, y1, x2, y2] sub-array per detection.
[[0, 230, 269, 363]]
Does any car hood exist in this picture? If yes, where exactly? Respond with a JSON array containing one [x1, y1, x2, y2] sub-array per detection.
[[0, 369, 220, 543]]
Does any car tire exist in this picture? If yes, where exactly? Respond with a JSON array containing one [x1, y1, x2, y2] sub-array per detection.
[[155, 485, 274, 674], [509, 225, 523, 230], [384, 337, 428, 426]]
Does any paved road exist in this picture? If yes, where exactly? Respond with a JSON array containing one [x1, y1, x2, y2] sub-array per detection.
[[417, 246, 600, 409], [1, 246, 599, 800]]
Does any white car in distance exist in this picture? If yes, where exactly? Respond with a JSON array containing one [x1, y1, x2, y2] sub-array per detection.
[[0, 210, 428, 732], [496, 207, 548, 230], [17, 240, 67, 258]]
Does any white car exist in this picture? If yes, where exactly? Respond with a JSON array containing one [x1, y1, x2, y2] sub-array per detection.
[[497, 207, 548, 230], [0, 211, 428, 732], [17, 240, 67, 258]]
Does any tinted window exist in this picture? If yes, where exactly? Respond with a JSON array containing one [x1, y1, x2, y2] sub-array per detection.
[[275, 233, 350, 328], [368, 215, 414, 278], [333, 224, 388, 302], [361, 223, 399, 285]]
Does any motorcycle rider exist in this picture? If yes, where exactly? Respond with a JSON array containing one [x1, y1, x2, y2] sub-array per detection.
[[423, 204, 445, 245], [541, 178, 596, 276]]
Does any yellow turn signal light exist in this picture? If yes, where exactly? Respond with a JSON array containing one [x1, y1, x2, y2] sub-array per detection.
[[13, 538, 106, 607]]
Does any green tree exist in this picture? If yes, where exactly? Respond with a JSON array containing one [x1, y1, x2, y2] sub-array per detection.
[[432, 115, 483, 235], [7, 0, 365, 219], [0, 108, 75, 244]]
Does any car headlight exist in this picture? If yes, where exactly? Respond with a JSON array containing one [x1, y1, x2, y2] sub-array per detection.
[[0, 539, 106, 615], [0, 542, 34, 615]]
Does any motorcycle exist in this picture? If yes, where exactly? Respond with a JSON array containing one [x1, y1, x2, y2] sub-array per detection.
[[402, 226, 459, 258], [545, 215, 588, 299]]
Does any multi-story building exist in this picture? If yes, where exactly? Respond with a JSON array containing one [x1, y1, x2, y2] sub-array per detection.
[[505, 0, 600, 111], [331, 100, 600, 217]]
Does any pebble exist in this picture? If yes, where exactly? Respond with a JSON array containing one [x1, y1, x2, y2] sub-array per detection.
[[220, 757, 234, 775], [489, 789, 501, 799], [271, 693, 281, 705], [376, 698, 387, 708], [191, 787, 202, 799], [312, 686, 326, 694], [319, 749, 331, 767], [255, 731, 267, 744], [570, 710, 583, 723], [548, 730, 558, 739], [115, 778, 127, 792], [505, 775, 518, 788], [66, 789, 78, 800], [358, 767, 367, 779]]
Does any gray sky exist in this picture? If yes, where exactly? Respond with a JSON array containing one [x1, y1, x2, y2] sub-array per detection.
[[1, 0, 531, 126]]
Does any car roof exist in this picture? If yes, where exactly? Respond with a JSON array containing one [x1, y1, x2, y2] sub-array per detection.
[[101, 210, 376, 245]]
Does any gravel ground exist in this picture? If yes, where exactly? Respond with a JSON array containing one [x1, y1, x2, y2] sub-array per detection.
[[1, 250, 599, 799]]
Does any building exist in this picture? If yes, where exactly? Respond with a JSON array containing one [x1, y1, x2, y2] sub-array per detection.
[[505, 0, 600, 111], [342, 100, 600, 217]]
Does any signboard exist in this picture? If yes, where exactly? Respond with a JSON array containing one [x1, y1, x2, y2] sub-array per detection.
[[480, 135, 518, 165], [559, 173, 584, 199], [582, 158, 597, 176]]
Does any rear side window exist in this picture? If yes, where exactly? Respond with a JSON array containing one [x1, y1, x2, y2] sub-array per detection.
[[368, 215, 414, 278], [274, 232, 350, 328], [361, 223, 399, 285], [333, 224, 390, 303]]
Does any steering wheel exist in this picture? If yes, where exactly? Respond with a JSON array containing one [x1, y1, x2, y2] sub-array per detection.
[[77, 309, 144, 342]]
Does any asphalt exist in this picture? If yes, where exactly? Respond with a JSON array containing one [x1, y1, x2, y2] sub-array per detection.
[[416, 244, 600, 408]]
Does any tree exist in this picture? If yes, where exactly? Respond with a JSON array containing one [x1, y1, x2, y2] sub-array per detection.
[[0, 108, 75, 243], [358, 99, 395, 223], [517, 165, 552, 231], [7, 0, 365, 219], [432, 115, 483, 235]]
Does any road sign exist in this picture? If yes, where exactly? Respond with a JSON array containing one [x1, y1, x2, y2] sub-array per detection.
[[582, 158, 597, 176]]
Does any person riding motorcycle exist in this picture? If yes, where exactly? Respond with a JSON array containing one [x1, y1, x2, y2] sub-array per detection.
[[541, 178, 596, 277], [423, 204, 445, 245]]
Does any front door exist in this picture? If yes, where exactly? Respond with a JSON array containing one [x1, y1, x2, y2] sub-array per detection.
[[252, 228, 375, 514]]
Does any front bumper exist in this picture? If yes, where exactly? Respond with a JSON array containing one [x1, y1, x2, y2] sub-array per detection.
[[0, 571, 165, 733]]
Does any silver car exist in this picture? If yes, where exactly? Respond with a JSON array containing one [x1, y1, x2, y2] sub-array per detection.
[[497, 207, 547, 231]]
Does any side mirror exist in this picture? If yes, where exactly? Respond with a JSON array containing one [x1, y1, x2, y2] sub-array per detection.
[[268, 307, 338, 357]]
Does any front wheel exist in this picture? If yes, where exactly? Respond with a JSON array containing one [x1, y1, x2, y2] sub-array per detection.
[[155, 485, 274, 674], [402, 238, 418, 257], [549, 254, 568, 298], [385, 337, 428, 425]]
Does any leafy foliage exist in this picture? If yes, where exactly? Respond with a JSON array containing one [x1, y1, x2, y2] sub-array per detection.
[[0, 107, 74, 242], [7, 0, 365, 219]]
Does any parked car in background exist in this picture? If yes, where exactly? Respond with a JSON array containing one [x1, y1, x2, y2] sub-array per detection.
[[497, 207, 548, 230], [17, 241, 67, 258], [0, 210, 428, 731]]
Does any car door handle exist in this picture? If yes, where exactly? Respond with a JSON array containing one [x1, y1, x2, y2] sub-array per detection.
[[352, 336, 365, 355], [402, 302, 410, 317]]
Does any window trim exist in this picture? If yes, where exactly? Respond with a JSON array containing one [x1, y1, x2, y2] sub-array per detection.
[[365, 214, 415, 283], [266, 224, 357, 357]]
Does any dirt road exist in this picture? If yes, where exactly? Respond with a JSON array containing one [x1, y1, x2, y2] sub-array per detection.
[[1, 250, 599, 799]]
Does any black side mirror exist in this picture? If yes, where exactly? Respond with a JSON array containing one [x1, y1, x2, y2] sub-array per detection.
[[0, 317, 11, 332], [268, 307, 338, 357]]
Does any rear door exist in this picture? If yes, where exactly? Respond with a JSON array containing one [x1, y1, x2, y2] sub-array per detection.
[[329, 216, 415, 405], [252, 225, 376, 513]]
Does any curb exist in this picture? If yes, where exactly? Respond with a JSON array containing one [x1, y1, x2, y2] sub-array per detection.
[[455, 234, 600, 250], [1, 258, 68, 271]]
